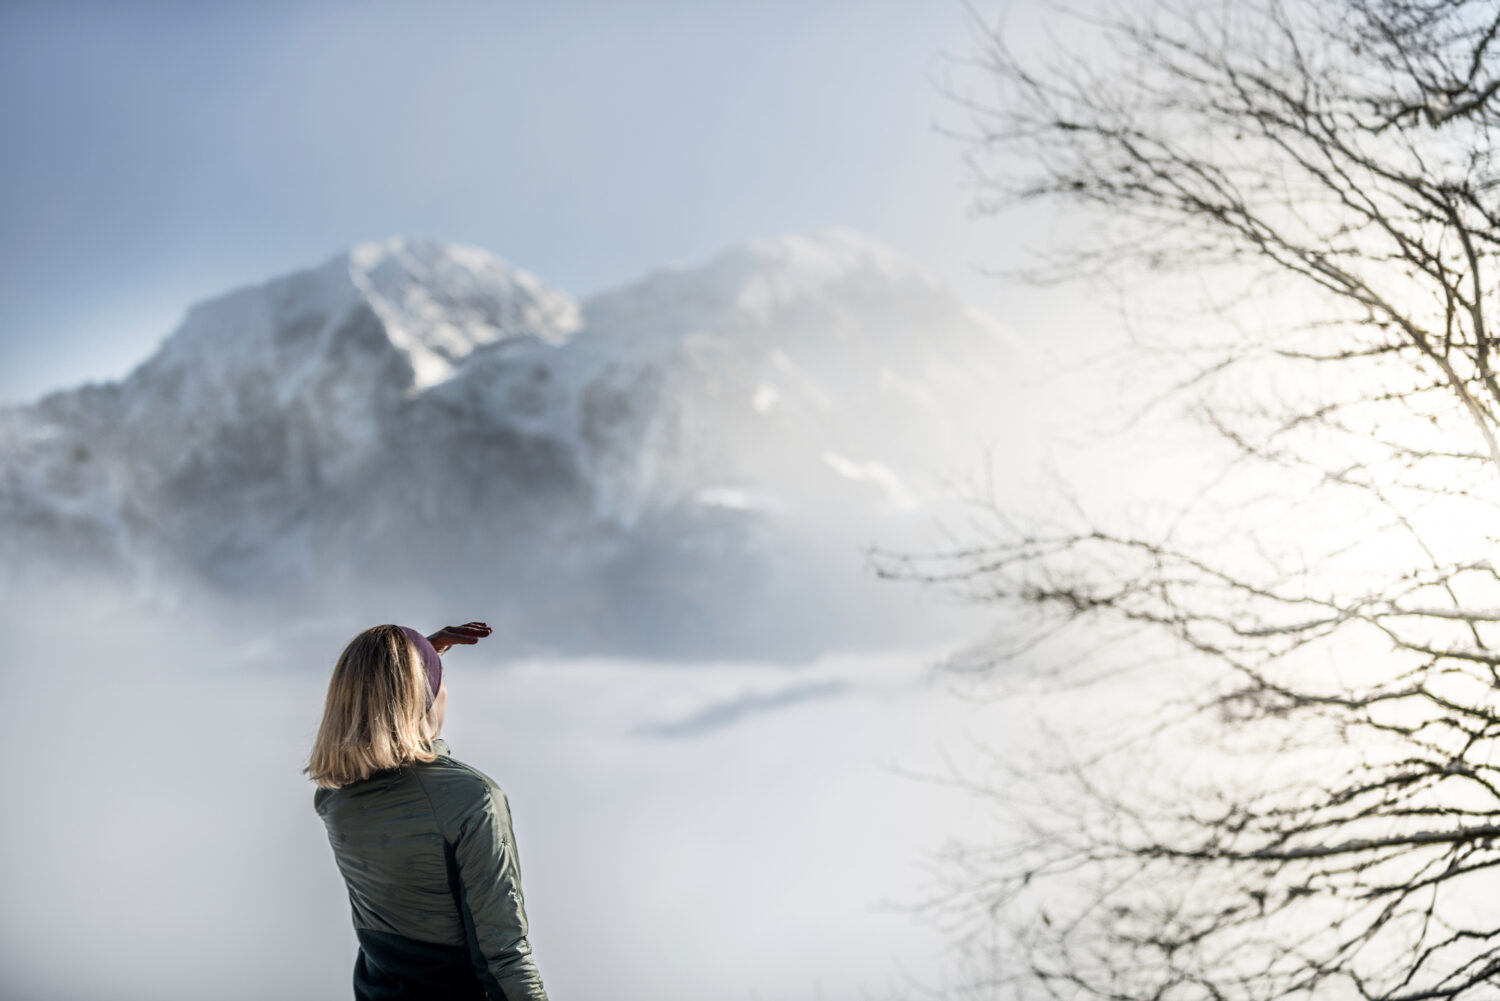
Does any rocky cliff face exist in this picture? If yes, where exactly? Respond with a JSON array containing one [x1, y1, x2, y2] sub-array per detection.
[[0, 229, 1013, 660]]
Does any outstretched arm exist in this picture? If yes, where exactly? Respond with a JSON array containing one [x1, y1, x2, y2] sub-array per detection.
[[427, 621, 493, 656]]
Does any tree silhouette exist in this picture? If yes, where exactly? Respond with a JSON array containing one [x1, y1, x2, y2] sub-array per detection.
[[874, 1, 1500, 997]]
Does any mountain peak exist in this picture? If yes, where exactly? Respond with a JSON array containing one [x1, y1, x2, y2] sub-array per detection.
[[577, 227, 962, 355], [342, 236, 581, 388], [130, 237, 581, 399], [582, 227, 949, 330]]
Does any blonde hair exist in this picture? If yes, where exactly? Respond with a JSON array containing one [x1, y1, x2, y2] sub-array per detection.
[[305, 624, 439, 789]]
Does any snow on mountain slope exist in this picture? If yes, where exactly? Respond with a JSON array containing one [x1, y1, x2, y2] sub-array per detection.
[[122, 237, 580, 471], [350, 237, 582, 387], [577, 228, 1014, 527], [0, 229, 1015, 660]]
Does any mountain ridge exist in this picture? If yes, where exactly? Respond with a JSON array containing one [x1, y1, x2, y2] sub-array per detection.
[[0, 228, 1013, 661]]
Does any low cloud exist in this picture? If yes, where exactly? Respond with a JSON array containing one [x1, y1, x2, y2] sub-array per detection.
[[633, 678, 854, 738]]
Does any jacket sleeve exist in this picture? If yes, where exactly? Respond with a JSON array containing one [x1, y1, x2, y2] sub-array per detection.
[[451, 785, 549, 1001]]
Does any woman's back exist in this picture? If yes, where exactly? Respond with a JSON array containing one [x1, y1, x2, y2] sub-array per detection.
[[315, 738, 548, 1001]]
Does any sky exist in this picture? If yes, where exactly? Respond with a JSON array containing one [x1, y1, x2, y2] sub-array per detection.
[[0, 0, 1043, 406]]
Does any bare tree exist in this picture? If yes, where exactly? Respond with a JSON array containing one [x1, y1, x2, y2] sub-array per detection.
[[872, 1, 1500, 998]]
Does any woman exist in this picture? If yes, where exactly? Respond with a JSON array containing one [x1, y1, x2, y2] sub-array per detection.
[[307, 621, 549, 1001]]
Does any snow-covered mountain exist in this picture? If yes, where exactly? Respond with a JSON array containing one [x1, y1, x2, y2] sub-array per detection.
[[0, 229, 1014, 660]]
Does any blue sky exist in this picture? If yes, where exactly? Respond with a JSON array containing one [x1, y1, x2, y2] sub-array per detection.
[[0, 0, 1034, 404]]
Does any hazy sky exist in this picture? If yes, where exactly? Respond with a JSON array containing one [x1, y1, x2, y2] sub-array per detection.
[[0, 0, 1034, 405]]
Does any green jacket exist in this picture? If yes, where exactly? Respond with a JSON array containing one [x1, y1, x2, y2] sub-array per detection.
[[314, 738, 549, 1001]]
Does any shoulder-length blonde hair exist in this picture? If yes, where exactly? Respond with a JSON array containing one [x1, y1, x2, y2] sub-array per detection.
[[306, 624, 439, 789]]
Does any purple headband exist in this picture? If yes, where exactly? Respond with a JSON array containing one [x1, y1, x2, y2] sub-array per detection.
[[398, 626, 443, 711]]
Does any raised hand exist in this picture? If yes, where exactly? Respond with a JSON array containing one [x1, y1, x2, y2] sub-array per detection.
[[425, 621, 492, 656]]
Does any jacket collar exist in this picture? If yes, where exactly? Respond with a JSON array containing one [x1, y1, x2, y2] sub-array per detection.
[[424, 737, 452, 758]]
